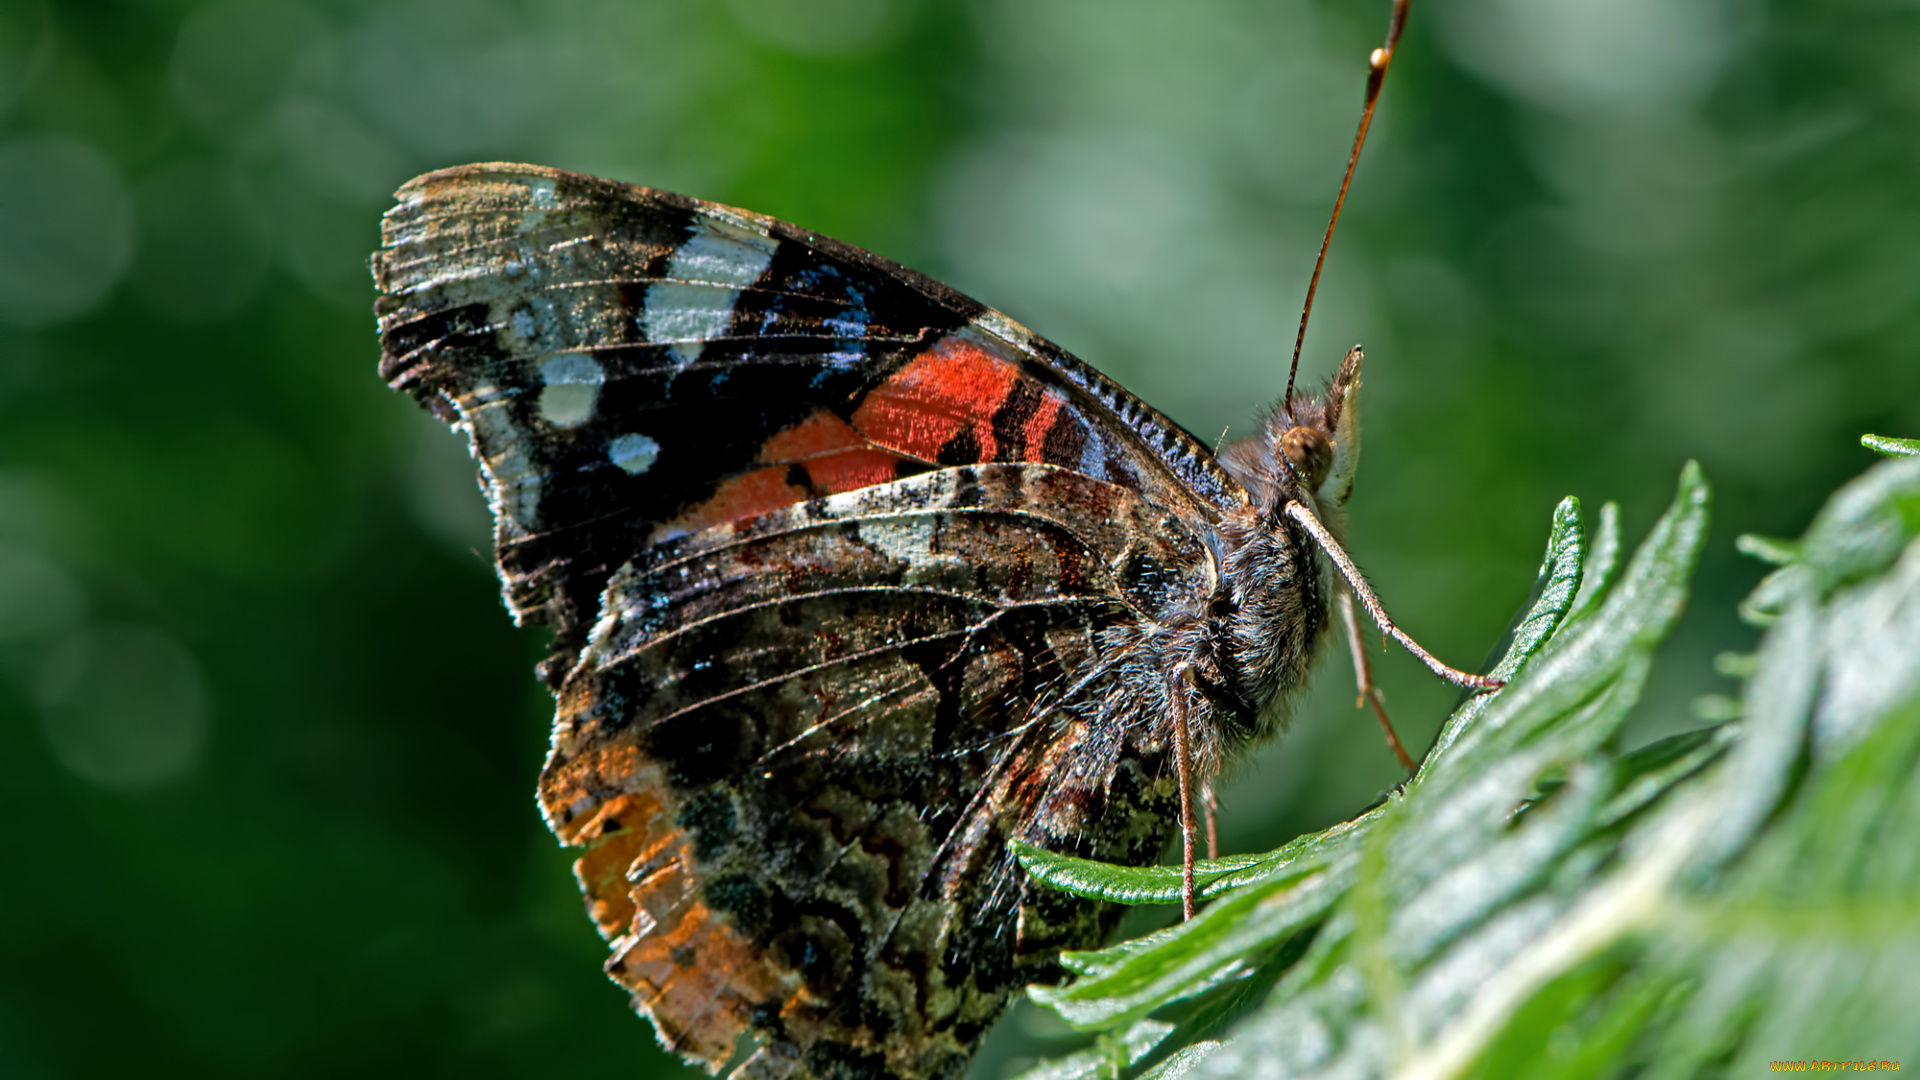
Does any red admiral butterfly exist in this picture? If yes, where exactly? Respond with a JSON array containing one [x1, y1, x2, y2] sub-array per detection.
[[371, 3, 1493, 1077]]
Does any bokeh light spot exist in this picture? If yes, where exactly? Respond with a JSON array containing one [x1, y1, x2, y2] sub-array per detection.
[[0, 545, 83, 644], [130, 158, 271, 322], [723, 0, 912, 56], [0, 0, 53, 120], [0, 136, 134, 326], [36, 624, 210, 791], [170, 0, 326, 135]]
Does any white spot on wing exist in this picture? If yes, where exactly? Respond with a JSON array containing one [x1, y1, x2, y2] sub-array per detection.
[[857, 519, 936, 565], [496, 296, 558, 352], [462, 385, 541, 531], [669, 217, 779, 287], [643, 215, 779, 367], [1079, 423, 1108, 480], [643, 283, 738, 366], [609, 432, 661, 474], [538, 353, 604, 428], [524, 177, 559, 209], [542, 353, 604, 384]]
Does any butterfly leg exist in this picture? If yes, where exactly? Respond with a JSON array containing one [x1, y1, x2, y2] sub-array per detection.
[[1284, 499, 1502, 692], [1339, 588, 1416, 771], [1169, 664, 1200, 921]]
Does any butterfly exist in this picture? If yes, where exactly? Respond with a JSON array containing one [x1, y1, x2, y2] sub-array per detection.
[[369, 4, 1491, 1078]]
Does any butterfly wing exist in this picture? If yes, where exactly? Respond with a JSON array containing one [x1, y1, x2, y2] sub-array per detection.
[[372, 164, 1266, 1080], [546, 465, 1210, 1080], [374, 163, 1243, 680]]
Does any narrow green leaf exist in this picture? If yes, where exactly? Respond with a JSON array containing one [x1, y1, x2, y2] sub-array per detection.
[[1007, 1018, 1176, 1080], [1430, 463, 1709, 775], [1014, 447, 1920, 1080], [1598, 724, 1735, 829], [1106, 936, 1306, 1080], [1012, 805, 1385, 908], [1861, 432, 1919, 456], [1565, 501, 1621, 624], [1734, 532, 1799, 565], [1797, 455, 1920, 595], [1429, 495, 1593, 765], [1477, 497, 1588, 683], [1011, 841, 1277, 907], [1735, 562, 1807, 626], [1352, 800, 1406, 1052], [1459, 955, 1670, 1080], [1030, 844, 1359, 1029]]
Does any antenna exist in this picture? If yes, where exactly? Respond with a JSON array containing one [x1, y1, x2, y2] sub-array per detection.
[[1284, 0, 1410, 408]]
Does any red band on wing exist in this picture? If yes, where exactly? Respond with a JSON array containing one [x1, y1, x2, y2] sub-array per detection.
[[654, 334, 1096, 540], [761, 410, 907, 495], [1022, 389, 1066, 460], [653, 411, 915, 539], [656, 466, 811, 541], [850, 335, 1021, 462]]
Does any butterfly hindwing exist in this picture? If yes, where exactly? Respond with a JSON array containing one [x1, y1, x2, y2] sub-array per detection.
[[543, 463, 1204, 1078], [372, 163, 1242, 680]]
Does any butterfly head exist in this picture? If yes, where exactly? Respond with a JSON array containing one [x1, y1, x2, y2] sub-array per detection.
[[1230, 345, 1364, 517]]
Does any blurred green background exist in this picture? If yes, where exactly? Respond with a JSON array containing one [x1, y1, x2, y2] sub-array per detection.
[[1, 0, 1914, 1076]]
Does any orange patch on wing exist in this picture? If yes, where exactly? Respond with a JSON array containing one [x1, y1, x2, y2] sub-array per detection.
[[551, 766, 805, 1067], [597, 796, 805, 1066], [656, 465, 809, 540], [652, 411, 916, 539], [759, 409, 868, 462], [543, 700, 811, 1069], [609, 894, 798, 1065], [543, 740, 646, 842], [646, 338, 1076, 541], [851, 335, 1021, 463], [804, 449, 903, 494], [760, 410, 909, 496], [571, 792, 669, 938]]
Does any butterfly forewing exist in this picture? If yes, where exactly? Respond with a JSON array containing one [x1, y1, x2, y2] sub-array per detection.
[[373, 163, 1239, 679]]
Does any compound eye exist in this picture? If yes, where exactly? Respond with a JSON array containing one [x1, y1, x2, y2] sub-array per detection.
[[1280, 425, 1333, 490]]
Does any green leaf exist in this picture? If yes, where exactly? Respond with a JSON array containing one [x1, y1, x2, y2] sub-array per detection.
[[1428, 494, 1594, 764], [1796, 455, 1920, 597], [1862, 432, 1919, 457], [1596, 724, 1734, 829], [1013, 452, 1920, 1077], [1734, 532, 1799, 566], [1027, 815, 1370, 1030], [1564, 501, 1621, 624], [1425, 463, 1707, 778], [1011, 808, 1382, 908], [1481, 496, 1589, 683], [1021, 465, 1711, 1068]]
